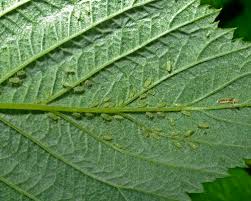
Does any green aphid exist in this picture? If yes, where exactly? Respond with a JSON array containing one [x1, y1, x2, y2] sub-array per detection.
[[102, 135, 113, 141], [181, 111, 191, 117], [84, 80, 93, 88], [198, 123, 209, 129], [157, 102, 167, 107], [170, 118, 176, 126], [166, 60, 172, 73], [73, 85, 85, 93], [9, 77, 22, 86], [62, 82, 72, 88], [85, 112, 95, 118], [144, 79, 152, 88], [101, 113, 113, 121], [72, 112, 82, 119], [145, 112, 154, 119], [48, 112, 60, 121], [113, 115, 124, 120], [103, 97, 111, 102], [174, 141, 182, 149], [143, 130, 150, 138], [138, 102, 148, 108], [184, 130, 195, 138], [153, 128, 163, 133], [102, 102, 112, 108], [157, 112, 165, 118], [74, 10, 81, 20], [90, 102, 99, 108], [16, 70, 26, 78], [129, 90, 136, 99], [188, 142, 199, 150], [139, 93, 147, 100], [114, 143, 124, 149]]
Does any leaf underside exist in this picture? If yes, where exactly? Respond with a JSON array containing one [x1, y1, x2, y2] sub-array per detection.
[[0, 0, 251, 201]]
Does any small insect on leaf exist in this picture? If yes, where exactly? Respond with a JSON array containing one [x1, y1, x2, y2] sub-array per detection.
[[188, 142, 199, 150], [217, 98, 239, 104], [73, 85, 85, 94], [101, 113, 113, 121], [181, 111, 191, 117], [9, 77, 22, 86], [139, 93, 147, 100], [74, 10, 81, 20], [102, 135, 113, 141], [144, 79, 152, 88], [102, 102, 113, 108], [113, 115, 124, 120], [84, 80, 93, 88], [166, 60, 172, 73], [48, 112, 60, 121], [145, 112, 154, 119], [174, 141, 182, 149], [184, 130, 195, 138], [72, 112, 82, 119], [85, 112, 95, 118], [157, 112, 165, 118], [16, 70, 26, 78], [104, 97, 111, 102], [62, 82, 72, 88], [114, 143, 124, 150], [198, 123, 209, 129]]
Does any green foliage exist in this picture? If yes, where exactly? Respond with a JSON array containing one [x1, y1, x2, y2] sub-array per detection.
[[202, 0, 251, 40], [190, 168, 251, 201], [0, 0, 251, 201]]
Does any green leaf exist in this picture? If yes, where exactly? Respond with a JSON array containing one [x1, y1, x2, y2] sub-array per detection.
[[0, 0, 251, 200], [190, 168, 251, 201]]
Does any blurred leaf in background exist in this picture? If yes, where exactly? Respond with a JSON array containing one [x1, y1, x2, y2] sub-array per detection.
[[190, 168, 251, 201], [202, 0, 251, 40]]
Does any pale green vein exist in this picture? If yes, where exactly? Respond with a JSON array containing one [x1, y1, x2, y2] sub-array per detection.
[[124, 44, 251, 106], [42, 3, 217, 104], [190, 72, 251, 105], [59, 113, 226, 176], [0, 0, 31, 18], [0, 0, 156, 85], [202, 111, 251, 128], [196, 28, 236, 60], [0, 176, 41, 201], [0, 103, 250, 113], [0, 115, 175, 201]]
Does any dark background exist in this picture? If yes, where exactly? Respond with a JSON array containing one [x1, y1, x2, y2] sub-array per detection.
[[202, 0, 251, 40], [189, 1, 251, 200]]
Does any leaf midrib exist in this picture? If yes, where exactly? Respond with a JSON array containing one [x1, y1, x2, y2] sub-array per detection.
[[0, 103, 250, 113]]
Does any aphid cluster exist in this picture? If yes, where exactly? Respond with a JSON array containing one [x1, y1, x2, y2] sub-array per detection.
[[9, 70, 27, 87]]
